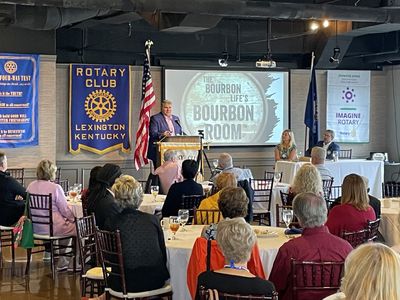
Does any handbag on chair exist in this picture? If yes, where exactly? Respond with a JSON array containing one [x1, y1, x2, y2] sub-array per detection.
[[13, 194, 34, 249]]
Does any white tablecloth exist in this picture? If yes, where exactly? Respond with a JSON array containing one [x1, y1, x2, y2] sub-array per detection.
[[252, 183, 290, 227], [380, 198, 400, 247], [275, 159, 384, 198], [67, 194, 166, 218], [166, 225, 289, 300]]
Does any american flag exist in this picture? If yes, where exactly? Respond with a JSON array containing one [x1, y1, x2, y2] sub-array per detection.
[[134, 40, 156, 170]]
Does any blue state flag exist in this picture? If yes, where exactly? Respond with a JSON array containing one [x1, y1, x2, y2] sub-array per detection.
[[304, 65, 319, 149]]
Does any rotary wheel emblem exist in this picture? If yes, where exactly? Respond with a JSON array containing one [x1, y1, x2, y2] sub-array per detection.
[[85, 90, 117, 122], [4, 61, 17, 74]]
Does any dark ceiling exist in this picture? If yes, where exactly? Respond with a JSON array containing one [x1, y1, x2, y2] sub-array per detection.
[[1, 0, 400, 69]]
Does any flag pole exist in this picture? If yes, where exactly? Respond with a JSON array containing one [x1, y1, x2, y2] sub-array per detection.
[[304, 51, 315, 154]]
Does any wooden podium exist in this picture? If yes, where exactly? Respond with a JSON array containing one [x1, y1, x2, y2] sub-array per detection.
[[156, 135, 203, 171]]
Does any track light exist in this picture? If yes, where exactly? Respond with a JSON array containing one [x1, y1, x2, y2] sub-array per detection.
[[218, 51, 229, 67], [329, 47, 340, 64]]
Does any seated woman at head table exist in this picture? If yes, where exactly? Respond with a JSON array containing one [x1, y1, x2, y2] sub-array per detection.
[[195, 218, 276, 299], [275, 129, 297, 161]]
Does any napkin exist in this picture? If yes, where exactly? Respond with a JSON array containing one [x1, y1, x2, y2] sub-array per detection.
[[284, 227, 303, 235]]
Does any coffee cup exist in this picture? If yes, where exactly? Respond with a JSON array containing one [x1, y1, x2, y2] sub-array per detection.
[[160, 218, 170, 230]]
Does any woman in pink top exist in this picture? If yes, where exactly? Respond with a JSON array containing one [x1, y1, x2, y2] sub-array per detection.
[[325, 173, 376, 237], [27, 160, 76, 237]]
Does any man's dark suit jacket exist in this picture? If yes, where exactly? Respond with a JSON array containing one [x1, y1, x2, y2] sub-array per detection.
[[315, 141, 340, 160], [0, 171, 26, 226], [147, 112, 183, 163], [161, 179, 203, 217]]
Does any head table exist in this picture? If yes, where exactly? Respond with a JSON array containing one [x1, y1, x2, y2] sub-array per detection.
[[165, 225, 290, 300], [275, 159, 384, 198]]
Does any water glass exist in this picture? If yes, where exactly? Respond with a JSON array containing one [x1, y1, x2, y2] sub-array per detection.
[[151, 185, 159, 201], [333, 151, 339, 162], [212, 159, 219, 169], [178, 209, 190, 231], [273, 172, 281, 186], [282, 209, 293, 229]]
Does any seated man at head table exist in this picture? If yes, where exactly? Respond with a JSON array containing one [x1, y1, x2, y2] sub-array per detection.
[[311, 146, 333, 179], [147, 99, 183, 167], [153, 150, 183, 194], [161, 159, 203, 218], [211, 153, 252, 182], [269, 192, 352, 300], [0, 151, 27, 227], [306, 129, 340, 160]]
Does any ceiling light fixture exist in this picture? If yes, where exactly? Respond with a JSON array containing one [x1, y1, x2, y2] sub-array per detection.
[[322, 19, 330, 28], [218, 36, 229, 67], [256, 18, 276, 69], [329, 21, 340, 64], [310, 21, 319, 31]]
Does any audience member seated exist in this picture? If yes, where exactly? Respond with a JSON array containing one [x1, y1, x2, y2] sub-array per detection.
[[275, 129, 297, 161], [153, 150, 182, 194], [27, 159, 77, 271], [323, 243, 400, 300], [162, 159, 203, 217], [326, 173, 376, 237], [187, 187, 265, 299], [287, 163, 323, 205], [306, 129, 340, 160], [212, 153, 252, 182], [196, 173, 237, 224], [104, 175, 170, 293], [311, 147, 333, 179], [86, 163, 122, 229], [80, 165, 101, 205], [0, 151, 26, 226], [329, 176, 381, 218], [269, 192, 352, 300], [196, 218, 276, 299]]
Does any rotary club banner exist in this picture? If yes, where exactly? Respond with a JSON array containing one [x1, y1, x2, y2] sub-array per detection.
[[0, 53, 39, 148], [327, 70, 370, 143], [69, 64, 131, 154]]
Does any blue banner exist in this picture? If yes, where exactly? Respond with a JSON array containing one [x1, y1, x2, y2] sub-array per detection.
[[69, 64, 131, 155], [0, 53, 39, 147], [304, 65, 319, 149]]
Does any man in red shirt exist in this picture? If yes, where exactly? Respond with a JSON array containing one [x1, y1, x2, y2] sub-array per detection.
[[269, 192, 352, 300]]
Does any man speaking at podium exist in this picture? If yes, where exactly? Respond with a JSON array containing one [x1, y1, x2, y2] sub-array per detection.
[[148, 99, 183, 165]]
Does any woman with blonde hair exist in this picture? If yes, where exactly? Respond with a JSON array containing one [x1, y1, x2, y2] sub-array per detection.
[[287, 163, 323, 205], [275, 129, 297, 161], [326, 173, 376, 236], [324, 243, 400, 300]]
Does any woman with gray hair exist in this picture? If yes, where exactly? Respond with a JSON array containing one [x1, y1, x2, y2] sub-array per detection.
[[196, 218, 275, 298], [104, 175, 170, 293]]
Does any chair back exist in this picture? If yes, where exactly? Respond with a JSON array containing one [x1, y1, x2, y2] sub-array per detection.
[[144, 173, 164, 194], [95, 228, 127, 295], [383, 182, 400, 197], [280, 191, 292, 206], [55, 167, 61, 183], [76, 214, 98, 272], [237, 179, 254, 222], [340, 229, 369, 248], [28, 193, 54, 236], [8, 168, 24, 186], [291, 260, 344, 300], [193, 208, 222, 225], [180, 194, 204, 223], [250, 178, 274, 226], [367, 218, 381, 242], [338, 149, 352, 159], [198, 286, 279, 300], [58, 179, 70, 196], [322, 177, 334, 202]]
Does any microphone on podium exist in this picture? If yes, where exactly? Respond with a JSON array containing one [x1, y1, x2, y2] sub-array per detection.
[[175, 119, 186, 135]]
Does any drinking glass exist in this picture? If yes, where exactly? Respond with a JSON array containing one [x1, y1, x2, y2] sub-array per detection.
[[273, 172, 281, 186], [212, 159, 219, 169], [333, 151, 339, 162], [68, 188, 78, 202], [282, 209, 294, 229], [169, 216, 181, 240], [150, 185, 159, 201], [178, 209, 189, 231]]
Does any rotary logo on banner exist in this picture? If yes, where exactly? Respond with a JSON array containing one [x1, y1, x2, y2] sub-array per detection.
[[69, 64, 131, 155]]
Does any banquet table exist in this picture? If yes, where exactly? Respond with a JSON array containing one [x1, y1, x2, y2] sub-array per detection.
[[275, 159, 384, 198], [166, 225, 290, 300], [67, 193, 166, 218], [379, 198, 400, 247]]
